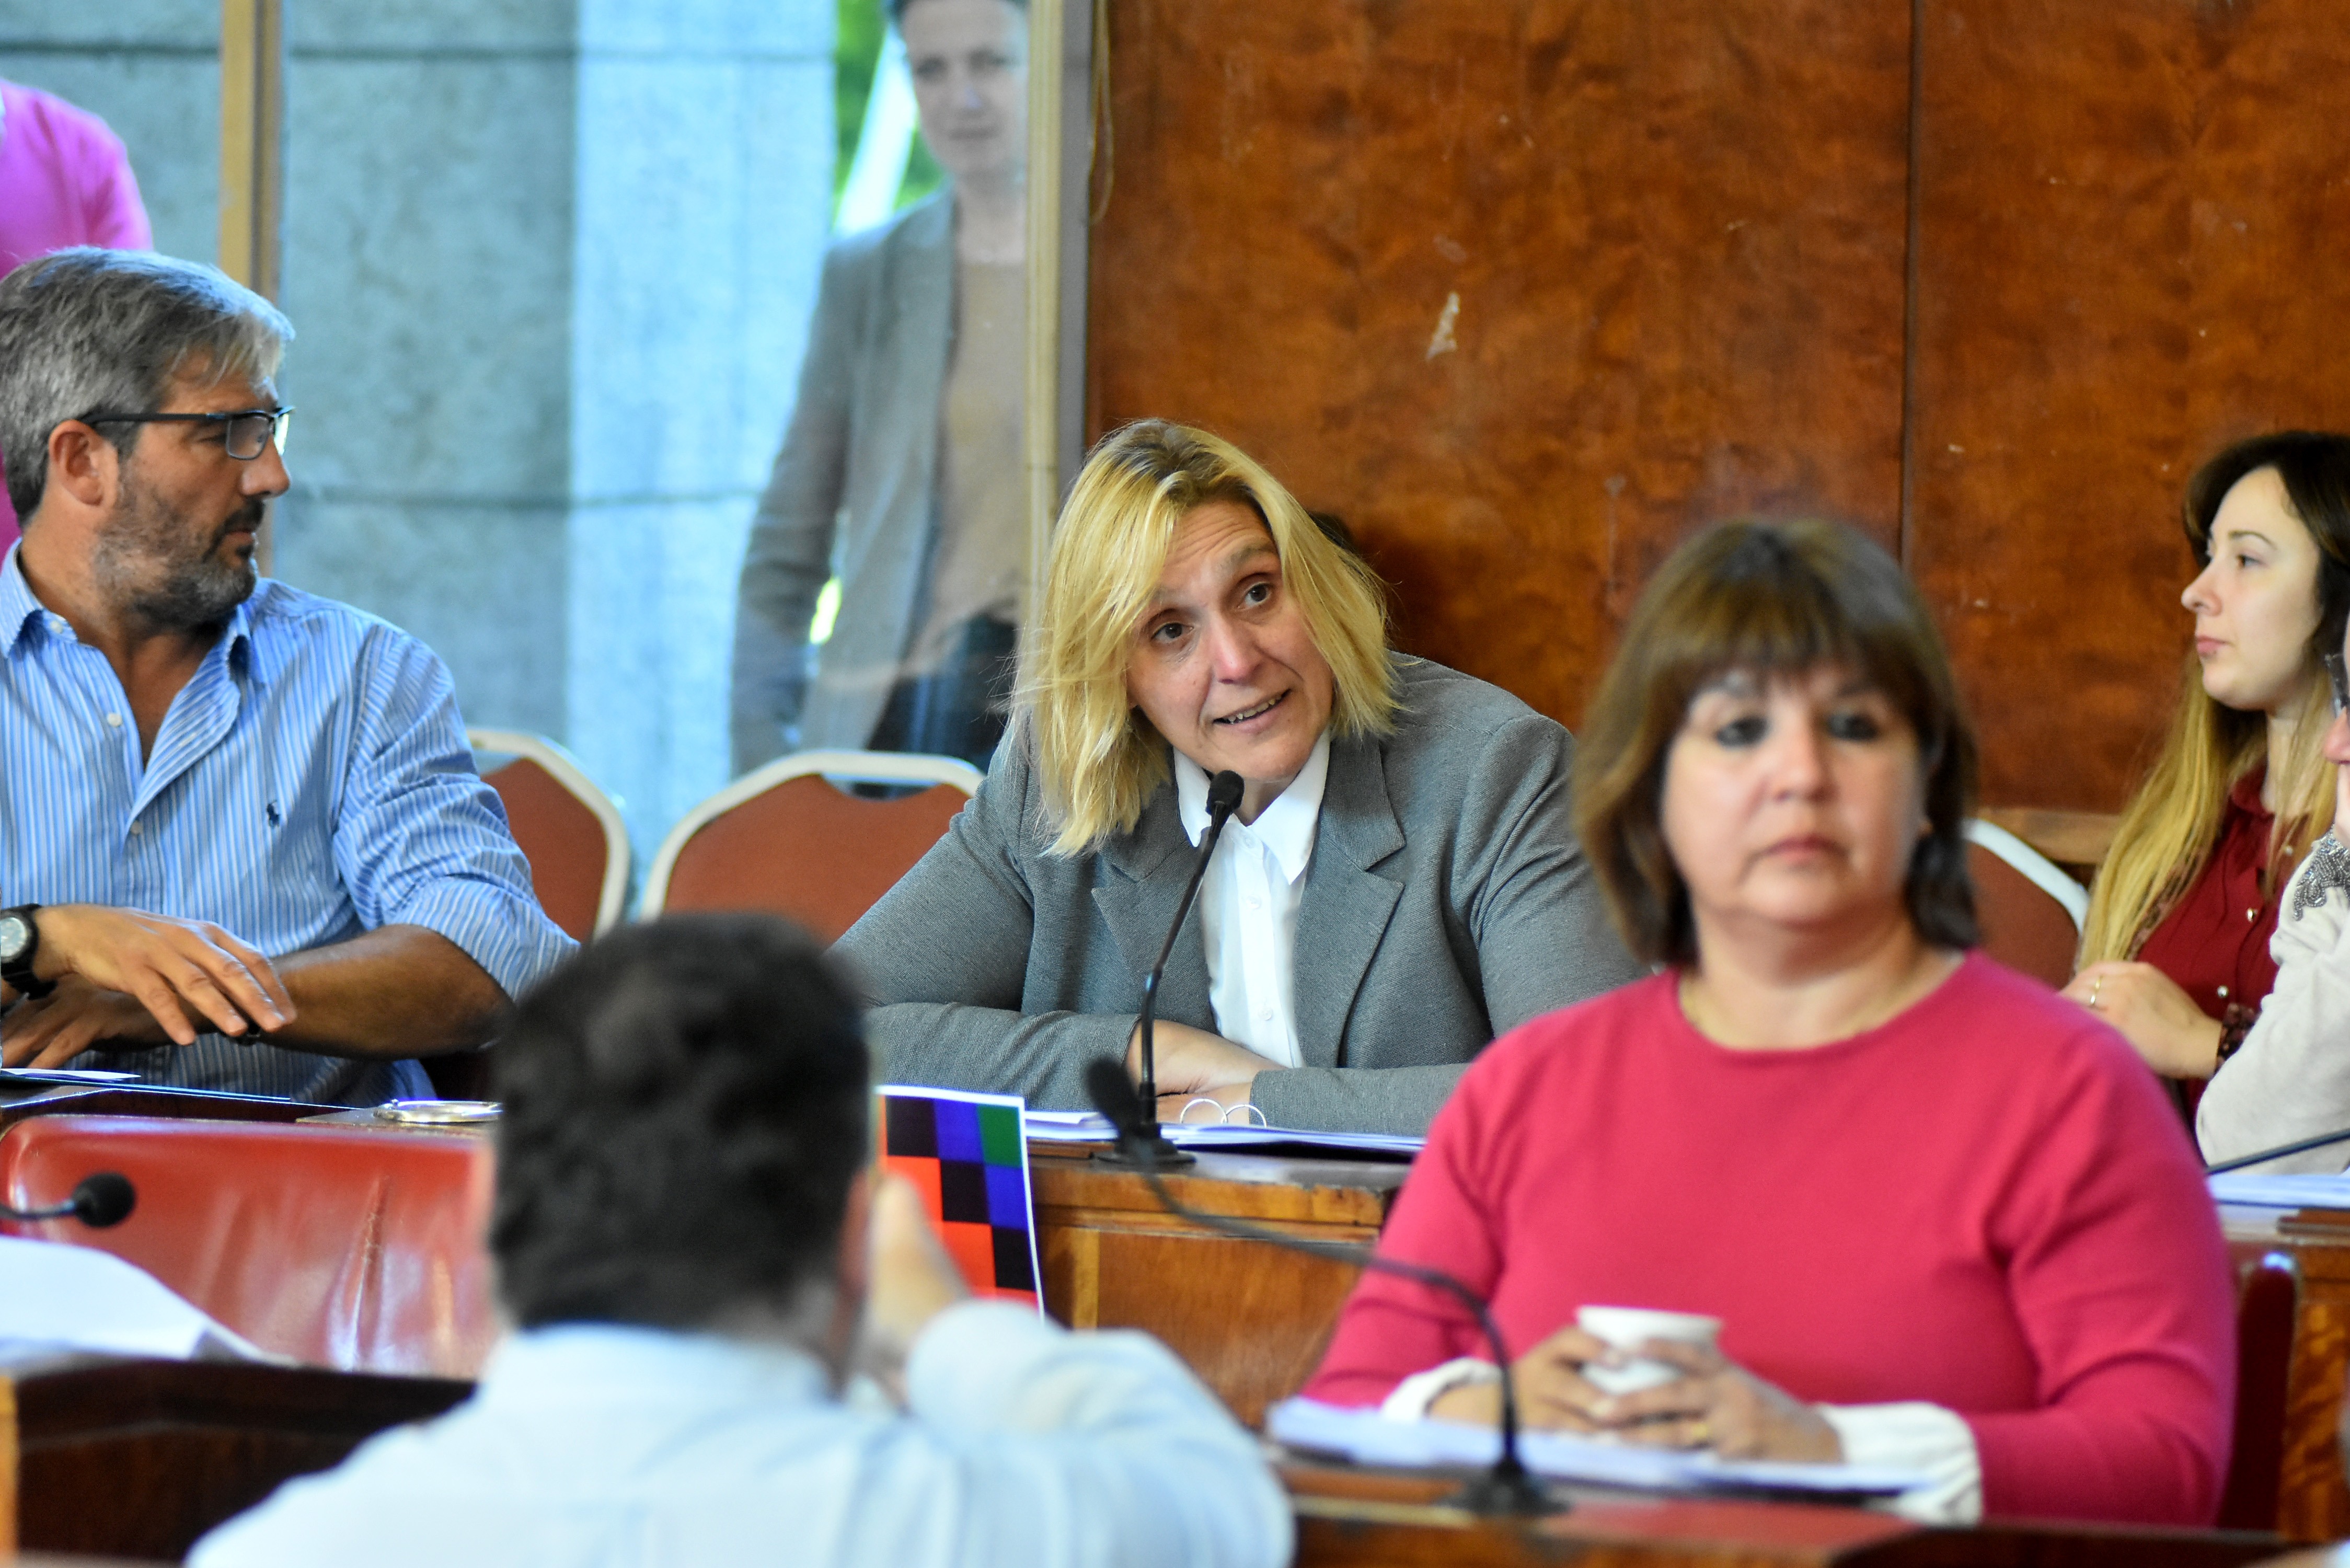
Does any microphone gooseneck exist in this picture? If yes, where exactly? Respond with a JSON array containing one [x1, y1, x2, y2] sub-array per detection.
[[1084, 1060, 1558, 1517], [0, 1171, 137, 1229], [2205, 1123, 2350, 1176], [1113, 768, 1246, 1170]]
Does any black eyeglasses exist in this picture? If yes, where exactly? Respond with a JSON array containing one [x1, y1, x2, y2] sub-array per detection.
[[75, 406, 293, 460], [2327, 651, 2349, 718]]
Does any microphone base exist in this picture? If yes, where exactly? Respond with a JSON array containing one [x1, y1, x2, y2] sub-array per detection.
[[1091, 1132, 1197, 1169], [1444, 1462, 1565, 1517]]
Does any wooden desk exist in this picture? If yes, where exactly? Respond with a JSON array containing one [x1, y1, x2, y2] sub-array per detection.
[[0, 1355, 467, 1562], [1282, 1460, 2283, 1567], [2226, 1205, 2350, 1540], [1030, 1143, 1403, 1426]]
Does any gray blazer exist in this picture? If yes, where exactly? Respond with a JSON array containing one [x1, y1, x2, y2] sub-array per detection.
[[837, 658, 1646, 1135], [731, 192, 954, 771]]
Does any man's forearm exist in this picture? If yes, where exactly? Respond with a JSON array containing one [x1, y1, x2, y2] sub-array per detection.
[[268, 924, 510, 1058]]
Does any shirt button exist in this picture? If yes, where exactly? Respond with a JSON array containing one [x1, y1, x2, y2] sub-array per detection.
[[2248, 908, 2260, 921], [129, 821, 143, 836], [48, 616, 64, 633], [105, 712, 122, 728], [1247, 896, 1261, 910], [1258, 1008, 1274, 1022], [2217, 985, 2230, 998]]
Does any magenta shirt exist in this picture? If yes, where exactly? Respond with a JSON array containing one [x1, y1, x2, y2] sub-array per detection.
[[0, 79, 155, 548]]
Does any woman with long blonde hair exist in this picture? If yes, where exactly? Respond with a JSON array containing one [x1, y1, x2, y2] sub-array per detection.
[[2065, 433, 2350, 1079], [837, 420, 1642, 1135]]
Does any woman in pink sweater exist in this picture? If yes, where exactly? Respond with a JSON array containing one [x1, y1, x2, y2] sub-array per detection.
[[1304, 520, 2236, 1527]]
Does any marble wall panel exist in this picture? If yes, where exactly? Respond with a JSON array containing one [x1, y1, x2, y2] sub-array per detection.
[[0, 2, 211, 50], [291, 0, 576, 54], [1906, 0, 2350, 810], [271, 498, 569, 739], [1087, 0, 1912, 733]]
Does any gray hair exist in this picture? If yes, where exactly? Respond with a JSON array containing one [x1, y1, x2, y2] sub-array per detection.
[[0, 248, 294, 520]]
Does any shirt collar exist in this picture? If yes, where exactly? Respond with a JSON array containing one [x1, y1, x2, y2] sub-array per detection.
[[0, 543, 262, 674], [1174, 730, 1331, 884]]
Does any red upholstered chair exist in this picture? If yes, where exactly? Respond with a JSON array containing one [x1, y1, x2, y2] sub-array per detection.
[[1963, 819, 2088, 989], [0, 1115, 495, 1378], [640, 750, 983, 942], [468, 728, 631, 942], [2218, 1250, 2301, 1531]]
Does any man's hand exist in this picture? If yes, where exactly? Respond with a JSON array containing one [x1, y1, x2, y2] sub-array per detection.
[[1127, 1021, 1278, 1120], [2062, 961, 2224, 1078], [3, 976, 183, 1067], [857, 1173, 971, 1402], [15, 906, 291, 1046]]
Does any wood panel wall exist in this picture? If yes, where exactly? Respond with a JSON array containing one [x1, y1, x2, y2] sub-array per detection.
[[1085, 0, 2350, 811]]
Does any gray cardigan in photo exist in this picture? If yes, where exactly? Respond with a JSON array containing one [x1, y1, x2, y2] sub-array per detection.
[[835, 658, 1647, 1135]]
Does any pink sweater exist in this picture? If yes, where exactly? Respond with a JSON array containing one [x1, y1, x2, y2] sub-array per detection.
[[1305, 955, 2237, 1526], [0, 79, 154, 549]]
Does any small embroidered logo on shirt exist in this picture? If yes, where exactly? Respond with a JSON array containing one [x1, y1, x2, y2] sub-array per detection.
[[266, 802, 281, 828]]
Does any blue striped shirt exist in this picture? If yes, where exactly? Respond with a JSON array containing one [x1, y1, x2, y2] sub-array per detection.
[[0, 547, 576, 1104]]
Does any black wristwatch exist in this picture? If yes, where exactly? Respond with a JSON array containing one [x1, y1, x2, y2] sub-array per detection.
[[0, 905, 54, 1000]]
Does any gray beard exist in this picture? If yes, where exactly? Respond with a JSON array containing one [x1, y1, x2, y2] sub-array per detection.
[[93, 479, 260, 632]]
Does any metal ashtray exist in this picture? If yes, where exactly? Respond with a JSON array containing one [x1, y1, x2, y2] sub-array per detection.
[[373, 1099, 501, 1125]]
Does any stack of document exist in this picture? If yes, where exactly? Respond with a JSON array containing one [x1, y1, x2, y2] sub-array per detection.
[[0, 1237, 270, 1363], [1267, 1397, 1928, 1501], [1022, 1110, 1421, 1159]]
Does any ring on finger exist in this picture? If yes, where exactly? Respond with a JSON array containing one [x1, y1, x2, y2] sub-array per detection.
[[1688, 1418, 1712, 1448], [2087, 977, 2104, 1010]]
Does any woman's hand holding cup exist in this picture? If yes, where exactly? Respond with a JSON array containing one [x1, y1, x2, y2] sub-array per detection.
[[1426, 1305, 1842, 1464]]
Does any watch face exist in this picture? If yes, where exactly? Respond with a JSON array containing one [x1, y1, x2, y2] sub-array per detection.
[[0, 914, 25, 963]]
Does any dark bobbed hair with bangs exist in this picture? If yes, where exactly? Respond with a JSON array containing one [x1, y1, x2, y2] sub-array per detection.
[[1573, 518, 1980, 967]]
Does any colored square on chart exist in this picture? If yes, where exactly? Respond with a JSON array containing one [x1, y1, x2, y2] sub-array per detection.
[[990, 1225, 1035, 1292], [984, 1163, 1027, 1228], [883, 1095, 938, 1159], [874, 1085, 1044, 1313], [937, 1159, 991, 1225], [934, 1098, 984, 1163], [976, 1102, 1023, 1165]]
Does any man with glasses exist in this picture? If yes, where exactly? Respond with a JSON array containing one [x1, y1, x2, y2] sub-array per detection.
[[0, 248, 573, 1104]]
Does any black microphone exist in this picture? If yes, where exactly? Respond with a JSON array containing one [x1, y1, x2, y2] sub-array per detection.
[[1102, 768, 1246, 1170], [1085, 1059, 1559, 1516], [2206, 1124, 2350, 1175], [0, 1171, 137, 1228]]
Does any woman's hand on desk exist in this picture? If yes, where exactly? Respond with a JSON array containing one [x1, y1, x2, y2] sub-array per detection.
[[1128, 1022, 1278, 1118], [1425, 1324, 1841, 1463], [2061, 961, 2224, 1078]]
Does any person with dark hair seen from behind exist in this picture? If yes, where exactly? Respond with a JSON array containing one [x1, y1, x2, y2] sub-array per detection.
[[731, 0, 1031, 774], [2066, 433, 2350, 1089], [0, 248, 573, 1103], [191, 915, 1290, 1568], [839, 420, 1643, 1136], [1304, 520, 2233, 1526]]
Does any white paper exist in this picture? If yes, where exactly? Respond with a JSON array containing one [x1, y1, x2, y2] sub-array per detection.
[[1266, 1397, 1929, 1500], [2208, 1172, 2350, 1209], [1018, 1109, 1423, 1158], [0, 1236, 269, 1362], [0, 1067, 140, 1086]]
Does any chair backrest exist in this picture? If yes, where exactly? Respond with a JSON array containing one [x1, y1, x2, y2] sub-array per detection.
[[468, 728, 631, 941], [2219, 1249, 2300, 1531], [641, 750, 983, 941], [1963, 819, 2088, 988], [0, 1116, 494, 1379]]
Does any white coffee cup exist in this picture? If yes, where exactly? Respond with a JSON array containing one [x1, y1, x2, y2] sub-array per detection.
[[1575, 1305, 1722, 1397]]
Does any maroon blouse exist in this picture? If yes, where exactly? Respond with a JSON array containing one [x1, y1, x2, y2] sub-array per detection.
[[2133, 768, 2282, 1020]]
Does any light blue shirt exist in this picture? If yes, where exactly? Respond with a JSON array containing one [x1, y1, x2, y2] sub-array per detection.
[[191, 1305, 1294, 1568], [0, 547, 575, 1104]]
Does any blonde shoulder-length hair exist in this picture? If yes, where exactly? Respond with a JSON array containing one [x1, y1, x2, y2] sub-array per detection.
[[1013, 420, 1396, 856], [2080, 432, 2350, 966]]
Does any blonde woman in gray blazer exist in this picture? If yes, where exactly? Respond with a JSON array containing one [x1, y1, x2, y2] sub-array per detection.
[[837, 422, 1643, 1136]]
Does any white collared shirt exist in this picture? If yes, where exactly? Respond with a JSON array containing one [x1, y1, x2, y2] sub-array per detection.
[[1174, 733, 1331, 1068]]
